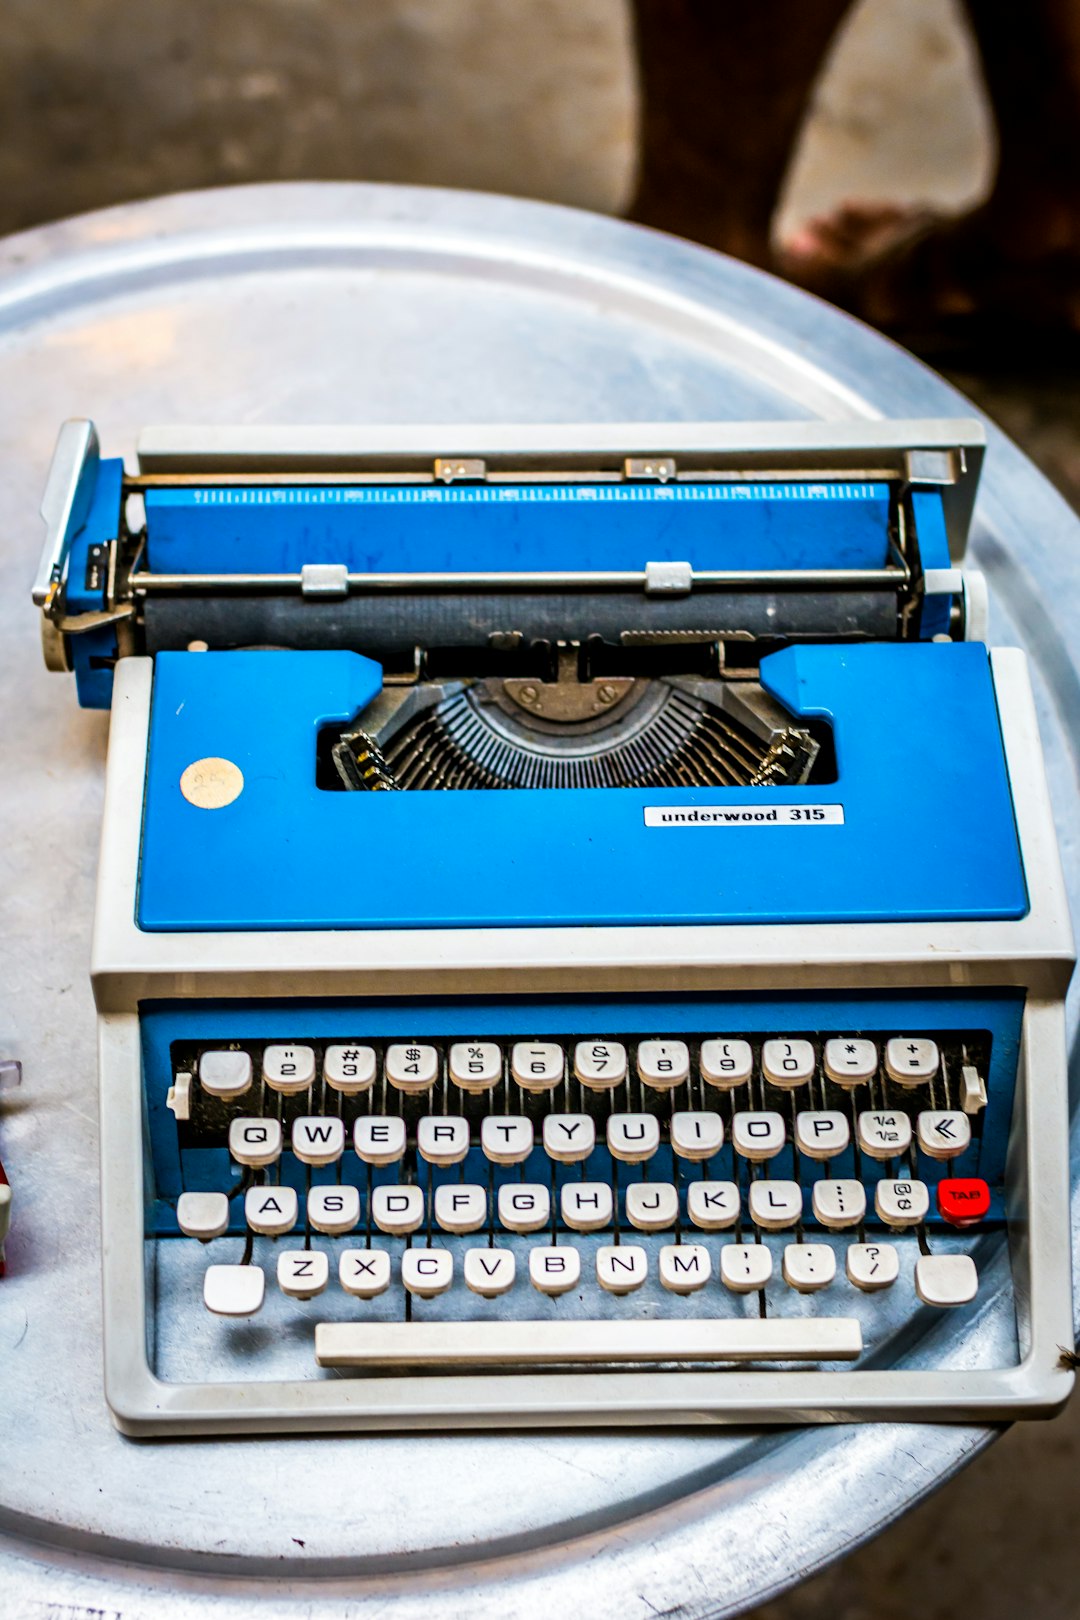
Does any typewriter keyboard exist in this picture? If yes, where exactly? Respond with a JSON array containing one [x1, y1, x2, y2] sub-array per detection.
[[150, 1003, 1010, 1377]]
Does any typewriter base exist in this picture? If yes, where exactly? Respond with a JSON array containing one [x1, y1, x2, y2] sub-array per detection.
[[3, 182, 1080, 1615]]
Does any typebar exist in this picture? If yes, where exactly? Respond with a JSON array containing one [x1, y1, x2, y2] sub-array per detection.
[[314, 1318, 863, 1368]]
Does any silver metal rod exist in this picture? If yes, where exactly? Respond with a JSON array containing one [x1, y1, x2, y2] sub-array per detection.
[[128, 566, 908, 595], [314, 1318, 864, 1368], [123, 467, 903, 490]]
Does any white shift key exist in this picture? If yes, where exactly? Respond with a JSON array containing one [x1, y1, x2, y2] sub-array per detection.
[[205, 1264, 264, 1317], [915, 1253, 978, 1307]]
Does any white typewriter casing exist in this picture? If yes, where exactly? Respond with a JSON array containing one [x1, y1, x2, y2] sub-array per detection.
[[80, 424, 1075, 1434]]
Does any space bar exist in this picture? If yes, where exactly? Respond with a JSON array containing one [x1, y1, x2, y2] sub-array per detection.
[[314, 1318, 863, 1368]]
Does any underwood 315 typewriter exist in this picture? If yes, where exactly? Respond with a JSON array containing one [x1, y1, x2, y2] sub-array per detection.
[[32, 417, 1074, 1433]]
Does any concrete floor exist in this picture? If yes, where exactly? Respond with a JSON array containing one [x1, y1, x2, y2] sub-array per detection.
[[2, 1, 1078, 1614]]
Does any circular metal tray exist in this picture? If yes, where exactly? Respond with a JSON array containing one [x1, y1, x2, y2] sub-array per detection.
[[0, 182, 1077, 1619]]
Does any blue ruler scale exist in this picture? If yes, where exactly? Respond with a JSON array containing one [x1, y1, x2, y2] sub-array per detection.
[[143, 480, 893, 575]]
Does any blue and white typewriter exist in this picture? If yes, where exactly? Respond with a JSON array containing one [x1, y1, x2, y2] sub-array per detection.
[[32, 417, 1075, 1433]]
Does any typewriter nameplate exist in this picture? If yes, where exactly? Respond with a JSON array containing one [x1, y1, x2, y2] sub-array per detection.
[[644, 805, 845, 827]]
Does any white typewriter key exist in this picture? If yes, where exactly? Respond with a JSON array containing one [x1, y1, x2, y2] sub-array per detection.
[[245, 1184, 299, 1235], [811, 1178, 866, 1229], [354, 1115, 407, 1165], [748, 1179, 803, 1231], [263, 1044, 316, 1094], [464, 1248, 516, 1297], [762, 1038, 816, 1088], [794, 1110, 850, 1160], [204, 1263, 264, 1317], [308, 1184, 361, 1235], [228, 1117, 283, 1168], [323, 1044, 377, 1093], [659, 1243, 712, 1293], [291, 1116, 345, 1166], [917, 1110, 972, 1159], [625, 1182, 679, 1231], [561, 1182, 615, 1232], [596, 1244, 648, 1294], [402, 1248, 454, 1299], [636, 1039, 690, 1089], [699, 1038, 753, 1088], [783, 1243, 836, 1292], [875, 1178, 930, 1228], [915, 1252, 978, 1307], [574, 1040, 627, 1089], [199, 1049, 252, 1098], [481, 1115, 534, 1164], [277, 1249, 329, 1298], [670, 1110, 724, 1160], [416, 1115, 470, 1166], [371, 1184, 426, 1235], [177, 1190, 230, 1240], [846, 1242, 899, 1291], [339, 1247, 391, 1298], [687, 1180, 740, 1230], [885, 1037, 940, 1086], [448, 1041, 502, 1092], [823, 1038, 878, 1086], [511, 1042, 565, 1092], [857, 1110, 913, 1160], [385, 1043, 439, 1093], [720, 1244, 773, 1292], [731, 1110, 785, 1160], [606, 1113, 660, 1162], [542, 1113, 595, 1163], [529, 1246, 581, 1295], [497, 1183, 551, 1233], [434, 1184, 488, 1234]]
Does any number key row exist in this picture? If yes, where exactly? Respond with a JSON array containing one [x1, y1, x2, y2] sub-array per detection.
[[196, 1036, 945, 1099]]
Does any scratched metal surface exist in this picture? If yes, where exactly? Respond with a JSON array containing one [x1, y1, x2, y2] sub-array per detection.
[[0, 183, 1077, 1619]]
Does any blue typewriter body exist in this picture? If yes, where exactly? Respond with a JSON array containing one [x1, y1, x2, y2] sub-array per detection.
[[32, 418, 1075, 1433]]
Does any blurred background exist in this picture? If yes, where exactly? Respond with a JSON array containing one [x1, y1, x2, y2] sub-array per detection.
[[3, 1, 1077, 1614], [3, 0, 1077, 505]]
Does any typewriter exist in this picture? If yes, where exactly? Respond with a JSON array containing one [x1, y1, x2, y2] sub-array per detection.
[[32, 417, 1074, 1434]]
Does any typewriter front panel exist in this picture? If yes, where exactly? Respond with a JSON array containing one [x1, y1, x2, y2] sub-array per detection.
[[44, 420, 1071, 1428], [138, 992, 1021, 1394]]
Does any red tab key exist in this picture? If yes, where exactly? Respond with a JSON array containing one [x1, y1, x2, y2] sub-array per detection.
[[937, 1177, 990, 1228]]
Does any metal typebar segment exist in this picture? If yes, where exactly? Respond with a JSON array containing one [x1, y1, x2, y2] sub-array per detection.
[[314, 1319, 864, 1368], [128, 566, 908, 594]]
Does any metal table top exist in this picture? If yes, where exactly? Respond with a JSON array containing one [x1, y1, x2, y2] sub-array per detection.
[[0, 182, 1077, 1620]]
